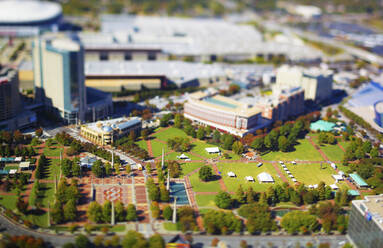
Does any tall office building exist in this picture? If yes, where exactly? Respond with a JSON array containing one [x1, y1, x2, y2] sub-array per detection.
[[348, 195, 383, 248], [275, 65, 333, 102], [0, 66, 36, 130], [33, 34, 87, 124]]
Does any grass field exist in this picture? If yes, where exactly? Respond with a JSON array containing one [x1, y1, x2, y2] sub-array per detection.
[[180, 162, 205, 178], [189, 170, 222, 192], [43, 147, 64, 157], [0, 194, 18, 210], [261, 139, 324, 161], [153, 127, 188, 141], [217, 163, 284, 192], [46, 159, 61, 180], [282, 163, 336, 185], [163, 222, 179, 231], [196, 194, 216, 207], [166, 152, 202, 161], [135, 139, 147, 151], [311, 138, 345, 161], [150, 140, 171, 158]]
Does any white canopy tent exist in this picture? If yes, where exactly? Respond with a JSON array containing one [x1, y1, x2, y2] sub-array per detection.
[[289, 175, 294, 178], [245, 176, 254, 182], [332, 174, 344, 182], [9, 169, 17, 175], [19, 161, 30, 170], [330, 184, 339, 190], [292, 161, 296, 165], [178, 154, 189, 159], [292, 178, 297, 182], [257, 172, 274, 183], [14, 157, 22, 162], [205, 147, 220, 154], [227, 171, 236, 177]]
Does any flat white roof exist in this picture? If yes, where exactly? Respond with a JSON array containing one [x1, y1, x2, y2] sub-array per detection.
[[19, 162, 30, 168], [205, 147, 220, 153], [9, 169, 17, 174], [257, 172, 274, 182]]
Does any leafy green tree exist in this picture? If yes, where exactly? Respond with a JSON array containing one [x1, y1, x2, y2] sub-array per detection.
[[150, 202, 160, 219], [92, 160, 105, 178], [63, 199, 77, 221], [148, 234, 165, 248], [212, 130, 221, 143], [163, 205, 172, 220], [222, 134, 234, 150], [51, 201, 64, 224], [160, 185, 170, 202], [87, 201, 103, 223], [122, 230, 148, 248], [205, 126, 212, 136], [105, 162, 112, 176], [199, 166, 213, 182], [370, 147, 379, 158], [61, 159, 72, 177], [103, 201, 112, 223], [75, 235, 91, 248], [246, 186, 256, 203], [232, 141, 244, 155], [174, 114, 182, 129], [126, 204, 137, 221], [141, 129, 149, 140], [238, 203, 277, 234], [235, 185, 246, 204], [197, 127, 205, 140], [281, 211, 319, 234], [72, 159, 81, 177], [215, 191, 232, 209], [278, 136, 289, 152], [251, 137, 264, 151], [115, 201, 126, 222]]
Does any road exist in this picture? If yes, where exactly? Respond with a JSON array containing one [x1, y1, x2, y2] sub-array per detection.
[[0, 212, 349, 247]]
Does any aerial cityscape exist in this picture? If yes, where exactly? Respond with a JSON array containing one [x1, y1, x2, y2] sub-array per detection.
[[0, 0, 383, 247]]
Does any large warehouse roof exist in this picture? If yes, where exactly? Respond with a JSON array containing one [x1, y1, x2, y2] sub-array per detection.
[[0, 0, 62, 25]]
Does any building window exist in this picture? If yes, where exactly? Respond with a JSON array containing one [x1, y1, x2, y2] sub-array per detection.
[[100, 52, 109, 61], [148, 52, 156, 61], [124, 52, 132, 61]]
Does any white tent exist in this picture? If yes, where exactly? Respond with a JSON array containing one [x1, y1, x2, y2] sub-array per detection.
[[292, 161, 296, 165], [338, 171, 345, 177], [282, 164, 286, 168], [257, 172, 274, 183], [257, 162, 263, 167], [178, 154, 189, 159], [283, 168, 288, 171], [227, 171, 236, 177], [330, 163, 337, 169], [205, 147, 220, 154], [292, 178, 297, 182], [308, 185, 314, 189], [9, 169, 17, 175], [245, 176, 254, 182], [313, 184, 318, 188], [279, 161, 284, 164], [332, 174, 343, 181], [19, 161, 30, 170], [330, 184, 339, 190], [289, 175, 294, 178], [287, 171, 292, 174], [14, 157, 22, 162]]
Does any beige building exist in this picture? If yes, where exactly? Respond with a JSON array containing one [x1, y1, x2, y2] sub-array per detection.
[[275, 65, 333, 102], [80, 117, 141, 146]]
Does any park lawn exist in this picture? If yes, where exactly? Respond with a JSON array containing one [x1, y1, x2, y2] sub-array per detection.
[[189, 171, 222, 192], [163, 222, 179, 231], [217, 163, 285, 192], [190, 140, 221, 159], [27, 212, 49, 228], [338, 141, 351, 151], [152, 127, 188, 141], [180, 162, 205, 178], [0, 194, 18, 210], [135, 139, 147, 151], [196, 194, 216, 207], [4, 165, 19, 171], [284, 163, 335, 185], [166, 152, 202, 161], [46, 159, 61, 180], [150, 140, 170, 158], [111, 225, 126, 232], [43, 147, 63, 157], [28, 182, 55, 208], [311, 138, 345, 161], [261, 139, 324, 162]]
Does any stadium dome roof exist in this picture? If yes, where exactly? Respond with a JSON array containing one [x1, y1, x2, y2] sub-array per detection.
[[0, 0, 62, 25]]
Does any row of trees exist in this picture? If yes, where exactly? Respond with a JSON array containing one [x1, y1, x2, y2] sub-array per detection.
[[0, 145, 36, 158], [91, 160, 113, 178], [203, 209, 242, 234], [251, 120, 307, 153], [0, 130, 32, 145], [87, 201, 137, 223], [35, 154, 48, 179], [238, 203, 277, 234], [342, 138, 379, 164], [61, 158, 81, 178], [167, 137, 191, 152], [318, 132, 337, 145], [51, 179, 80, 224], [146, 178, 170, 202]]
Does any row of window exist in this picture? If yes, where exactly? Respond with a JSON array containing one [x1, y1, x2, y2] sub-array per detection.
[[99, 52, 157, 61]]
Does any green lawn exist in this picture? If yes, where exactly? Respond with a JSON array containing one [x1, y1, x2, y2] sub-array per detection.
[[152, 127, 188, 141], [0, 194, 18, 209], [111, 225, 126, 232], [163, 222, 179, 231], [46, 159, 61, 180], [283, 163, 336, 185], [311, 138, 345, 161], [29, 182, 55, 208], [43, 147, 63, 157], [196, 194, 216, 207], [217, 163, 284, 192], [180, 162, 205, 178], [150, 140, 170, 158], [135, 139, 147, 151], [261, 139, 324, 161], [166, 152, 202, 161], [190, 141, 221, 159], [189, 170, 222, 192], [4, 165, 19, 171]]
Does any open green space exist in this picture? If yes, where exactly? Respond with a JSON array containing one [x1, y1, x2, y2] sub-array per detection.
[[189, 169, 222, 192], [163, 222, 179, 231], [0, 194, 18, 210], [261, 139, 324, 161], [311, 138, 345, 161], [196, 194, 216, 207], [43, 147, 64, 157], [283, 163, 336, 186], [180, 162, 205, 178], [150, 140, 171, 158], [217, 163, 284, 192], [46, 159, 61, 180], [152, 127, 188, 141], [190, 141, 221, 159], [4, 165, 19, 171], [166, 152, 202, 161], [135, 139, 147, 151], [29, 182, 55, 208]]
